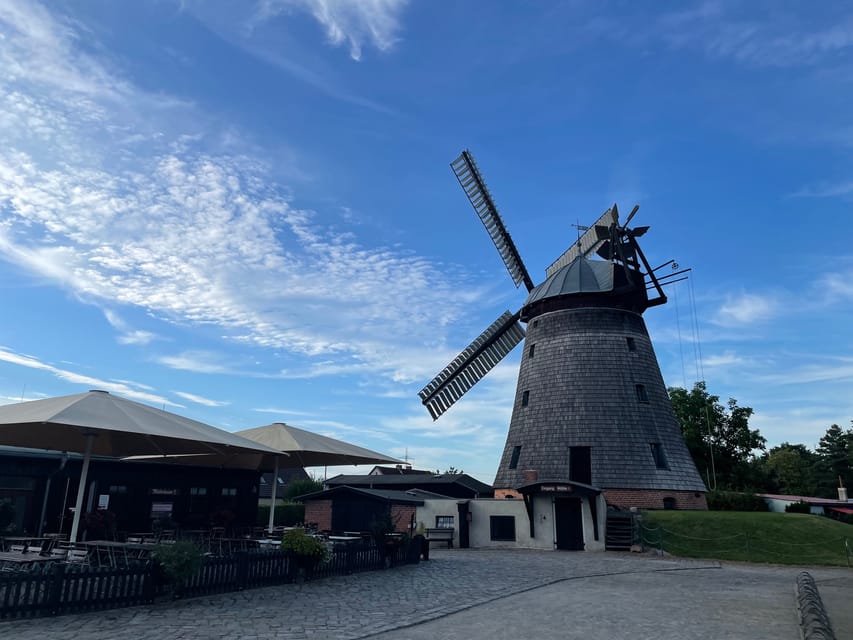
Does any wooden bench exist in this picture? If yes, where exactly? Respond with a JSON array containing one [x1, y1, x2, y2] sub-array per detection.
[[425, 527, 454, 548]]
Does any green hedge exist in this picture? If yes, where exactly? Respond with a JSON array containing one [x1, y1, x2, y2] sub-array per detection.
[[257, 502, 305, 527], [785, 501, 812, 514], [706, 490, 769, 512]]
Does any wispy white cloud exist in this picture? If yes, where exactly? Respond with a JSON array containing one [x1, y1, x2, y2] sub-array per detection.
[[253, 406, 318, 416], [117, 331, 157, 346], [180, 1, 398, 113], [156, 352, 234, 375], [0, 346, 179, 406], [790, 180, 853, 198], [173, 391, 229, 407], [0, 1, 481, 389], [712, 293, 779, 327], [756, 358, 853, 386], [654, 2, 853, 68], [703, 350, 746, 368], [103, 309, 157, 346], [821, 271, 853, 300], [256, 0, 408, 61]]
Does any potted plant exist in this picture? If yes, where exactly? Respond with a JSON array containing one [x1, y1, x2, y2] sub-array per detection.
[[153, 540, 203, 598], [280, 529, 329, 580], [370, 512, 402, 567]]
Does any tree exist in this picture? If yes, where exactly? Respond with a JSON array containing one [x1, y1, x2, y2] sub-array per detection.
[[816, 422, 853, 498], [761, 443, 818, 497], [436, 467, 464, 475], [284, 477, 324, 500], [668, 381, 766, 491]]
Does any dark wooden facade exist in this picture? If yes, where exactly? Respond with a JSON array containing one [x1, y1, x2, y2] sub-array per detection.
[[0, 447, 261, 536]]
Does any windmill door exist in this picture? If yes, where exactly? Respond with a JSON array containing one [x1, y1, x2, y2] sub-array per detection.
[[554, 497, 584, 550]]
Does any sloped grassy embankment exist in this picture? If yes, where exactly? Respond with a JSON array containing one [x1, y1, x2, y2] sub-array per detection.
[[640, 510, 852, 566]]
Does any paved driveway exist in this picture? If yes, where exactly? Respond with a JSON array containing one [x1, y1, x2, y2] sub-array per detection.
[[1, 550, 849, 639]]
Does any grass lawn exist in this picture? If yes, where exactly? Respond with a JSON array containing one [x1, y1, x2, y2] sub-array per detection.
[[640, 510, 852, 567]]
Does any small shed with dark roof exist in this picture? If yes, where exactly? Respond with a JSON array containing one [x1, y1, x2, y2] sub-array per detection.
[[297, 485, 425, 534], [323, 472, 493, 499]]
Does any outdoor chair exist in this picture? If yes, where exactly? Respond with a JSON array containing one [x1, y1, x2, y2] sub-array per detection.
[[65, 548, 90, 566], [9, 544, 27, 553], [126, 536, 143, 544], [48, 548, 68, 561], [39, 538, 57, 555]]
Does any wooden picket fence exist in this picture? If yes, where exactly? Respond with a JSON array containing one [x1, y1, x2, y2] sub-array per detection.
[[1, 540, 419, 620], [0, 563, 154, 620]]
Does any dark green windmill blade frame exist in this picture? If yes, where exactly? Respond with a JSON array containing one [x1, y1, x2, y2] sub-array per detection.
[[419, 310, 526, 420], [451, 150, 535, 292]]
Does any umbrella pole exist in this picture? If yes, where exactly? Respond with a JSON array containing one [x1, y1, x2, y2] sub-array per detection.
[[267, 456, 279, 535], [69, 433, 95, 543]]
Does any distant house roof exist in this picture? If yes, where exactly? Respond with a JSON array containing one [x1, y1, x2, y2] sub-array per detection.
[[368, 465, 432, 476], [324, 473, 493, 498], [258, 467, 310, 499], [758, 493, 851, 506], [296, 485, 426, 505]]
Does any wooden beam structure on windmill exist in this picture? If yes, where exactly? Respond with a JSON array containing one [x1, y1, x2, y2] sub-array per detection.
[[419, 149, 707, 513]]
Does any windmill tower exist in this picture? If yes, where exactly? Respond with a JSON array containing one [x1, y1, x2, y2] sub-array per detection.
[[419, 151, 706, 512]]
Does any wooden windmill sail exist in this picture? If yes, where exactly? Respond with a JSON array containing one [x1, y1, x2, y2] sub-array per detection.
[[419, 150, 706, 509]]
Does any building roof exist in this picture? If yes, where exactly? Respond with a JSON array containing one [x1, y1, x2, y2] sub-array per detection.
[[368, 465, 432, 476], [258, 467, 310, 499], [324, 472, 493, 497], [759, 493, 852, 506], [296, 485, 426, 504]]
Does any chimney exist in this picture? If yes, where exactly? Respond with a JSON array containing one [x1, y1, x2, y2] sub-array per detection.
[[839, 487, 848, 502]]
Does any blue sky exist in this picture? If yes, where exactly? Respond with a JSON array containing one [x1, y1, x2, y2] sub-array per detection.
[[1, 1, 852, 483]]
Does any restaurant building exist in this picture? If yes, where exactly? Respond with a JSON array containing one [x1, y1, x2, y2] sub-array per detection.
[[0, 445, 261, 537]]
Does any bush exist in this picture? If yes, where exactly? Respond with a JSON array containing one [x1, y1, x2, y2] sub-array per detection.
[[785, 501, 812, 514], [280, 529, 330, 568], [257, 502, 305, 527], [707, 490, 769, 512], [284, 478, 324, 501], [153, 541, 203, 594]]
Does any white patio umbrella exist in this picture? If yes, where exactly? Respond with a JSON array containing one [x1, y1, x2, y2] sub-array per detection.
[[235, 423, 403, 533], [0, 390, 284, 542]]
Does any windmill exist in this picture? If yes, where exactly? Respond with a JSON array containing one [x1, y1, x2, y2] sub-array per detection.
[[418, 150, 706, 510]]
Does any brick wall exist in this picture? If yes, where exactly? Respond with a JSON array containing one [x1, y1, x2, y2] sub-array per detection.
[[494, 488, 522, 499], [391, 504, 417, 533], [603, 489, 707, 510], [303, 499, 332, 531]]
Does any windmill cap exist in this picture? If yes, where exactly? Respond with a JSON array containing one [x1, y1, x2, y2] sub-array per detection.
[[524, 256, 614, 307]]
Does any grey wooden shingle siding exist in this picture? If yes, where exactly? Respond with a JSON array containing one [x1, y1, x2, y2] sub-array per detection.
[[493, 306, 706, 492]]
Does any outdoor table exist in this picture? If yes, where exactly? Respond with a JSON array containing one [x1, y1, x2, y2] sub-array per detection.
[[76, 540, 156, 566], [328, 536, 361, 545], [1, 536, 51, 552], [0, 551, 58, 568], [80, 540, 156, 550], [219, 538, 260, 553], [255, 539, 280, 551]]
